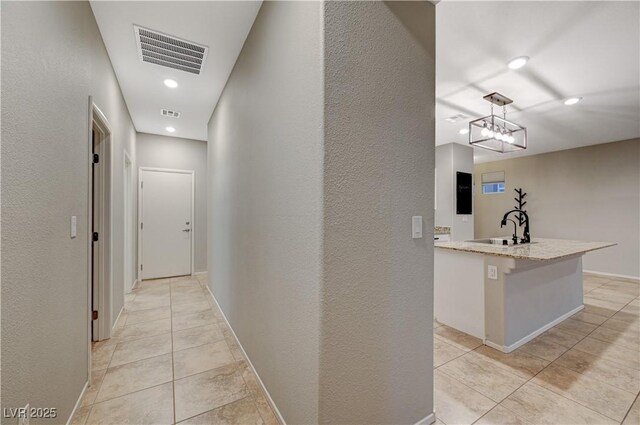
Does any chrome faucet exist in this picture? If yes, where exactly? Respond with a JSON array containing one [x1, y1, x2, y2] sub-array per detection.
[[501, 209, 531, 244]]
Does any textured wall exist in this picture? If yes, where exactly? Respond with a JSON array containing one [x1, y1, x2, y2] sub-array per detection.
[[87, 7, 138, 329], [435, 144, 454, 227], [320, 2, 436, 423], [207, 2, 324, 423], [435, 143, 474, 241], [207, 1, 435, 423], [474, 139, 640, 278], [1, 2, 136, 423], [136, 133, 207, 273]]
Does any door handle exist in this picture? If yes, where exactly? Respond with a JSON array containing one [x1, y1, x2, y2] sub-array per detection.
[[182, 229, 191, 232]]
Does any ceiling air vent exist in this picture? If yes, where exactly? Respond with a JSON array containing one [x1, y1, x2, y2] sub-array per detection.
[[134, 25, 208, 75], [445, 114, 468, 123], [161, 109, 181, 118]]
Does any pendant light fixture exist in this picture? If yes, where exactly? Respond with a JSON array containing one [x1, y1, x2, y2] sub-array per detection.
[[468, 92, 527, 153]]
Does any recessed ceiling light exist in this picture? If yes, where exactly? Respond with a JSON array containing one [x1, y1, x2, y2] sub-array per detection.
[[164, 79, 178, 88], [166, 126, 176, 133], [507, 56, 529, 70], [459, 128, 469, 135], [564, 97, 582, 105]]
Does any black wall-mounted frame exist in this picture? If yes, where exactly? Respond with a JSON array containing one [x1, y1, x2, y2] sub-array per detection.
[[456, 171, 473, 215]]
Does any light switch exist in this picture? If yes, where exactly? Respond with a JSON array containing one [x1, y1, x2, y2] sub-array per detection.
[[412, 216, 423, 239], [70, 216, 77, 238]]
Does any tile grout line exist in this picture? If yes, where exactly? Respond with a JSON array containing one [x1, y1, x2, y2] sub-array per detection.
[[86, 287, 174, 410], [496, 295, 637, 422], [438, 347, 530, 405], [204, 283, 281, 425], [169, 348, 263, 421], [172, 334, 226, 354], [175, 395, 256, 424], [568, 294, 640, 374], [107, 350, 173, 373], [620, 391, 639, 425], [433, 335, 475, 369], [83, 301, 131, 422], [170, 278, 177, 425], [84, 382, 173, 411], [82, 277, 191, 423], [471, 402, 533, 425], [435, 366, 495, 404], [211, 305, 258, 413], [93, 278, 635, 424], [436, 330, 529, 399], [453, 282, 637, 424], [169, 276, 254, 423], [114, 319, 173, 344], [433, 350, 467, 370], [587, 330, 639, 352], [436, 331, 530, 422], [466, 344, 542, 381]]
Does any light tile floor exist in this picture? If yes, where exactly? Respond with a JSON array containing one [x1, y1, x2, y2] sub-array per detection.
[[71, 274, 280, 425], [434, 273, 640, 425], [73, 273, 639, 425]]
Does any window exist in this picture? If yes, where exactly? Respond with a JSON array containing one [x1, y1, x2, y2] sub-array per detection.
[[481, 171, 505, 194], [482, 182, 505, 194]]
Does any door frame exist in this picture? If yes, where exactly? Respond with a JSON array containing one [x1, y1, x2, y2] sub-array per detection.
[[123, 150, 134, 293], [137, 167, 195, 281], [87, 97, 114, 367]]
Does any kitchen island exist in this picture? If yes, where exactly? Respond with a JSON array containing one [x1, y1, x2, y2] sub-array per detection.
[[434, 238, 615, 353]]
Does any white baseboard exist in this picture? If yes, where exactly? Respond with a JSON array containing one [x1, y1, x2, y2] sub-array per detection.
[[583, 270, 639, 282], [131, 279, 140, 290], [66, 381, 88, 425], [205, 286, 286, 425], [415, 412, 436, 425], [485, 305, 584, 353], [192, 271, 208, 276], [111, 306, 125, 334]]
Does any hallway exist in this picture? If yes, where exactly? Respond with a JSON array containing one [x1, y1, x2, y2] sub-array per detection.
[[3, 1, 639, 424], [72, 275, 279, 425]]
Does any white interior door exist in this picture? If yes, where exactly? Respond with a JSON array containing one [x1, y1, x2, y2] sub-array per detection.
[[140, 169, 193, 280]]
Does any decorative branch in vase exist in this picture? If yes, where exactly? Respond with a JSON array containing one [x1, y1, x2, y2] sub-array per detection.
[[514, 188, 527, 227]]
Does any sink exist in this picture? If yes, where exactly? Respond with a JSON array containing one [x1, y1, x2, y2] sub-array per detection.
[[468, 238, 505, 245], [468, 238, 537, 245]]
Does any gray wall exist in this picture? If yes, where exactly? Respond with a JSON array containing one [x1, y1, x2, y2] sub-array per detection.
[[435, 143, 474, 241], [208, 1, 435, 423], [2, 1, 136, 423], [435, 144, 454, 227], [207, 2, 324, 423], [136, 133, 208, 273], [474, 139, 640, 278], [320, 2, 435, 423]]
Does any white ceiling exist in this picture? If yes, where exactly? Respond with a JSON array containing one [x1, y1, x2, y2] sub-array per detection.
[[90, 1, 262, 141], [436, 1, 640, 163]]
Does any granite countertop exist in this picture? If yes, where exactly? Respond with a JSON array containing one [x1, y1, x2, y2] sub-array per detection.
[[434, 238, 616, 261], [434, 226, 451, 235]]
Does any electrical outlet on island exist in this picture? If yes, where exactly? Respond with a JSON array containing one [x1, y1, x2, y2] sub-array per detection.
[[487, 265, 498, 280]]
